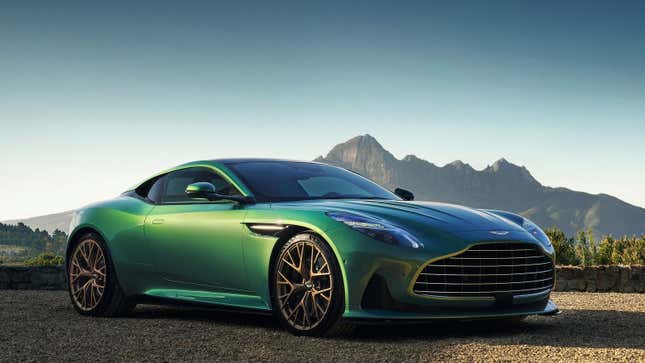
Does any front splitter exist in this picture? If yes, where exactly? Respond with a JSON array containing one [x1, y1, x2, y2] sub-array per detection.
[[343, 300, 559, 322]]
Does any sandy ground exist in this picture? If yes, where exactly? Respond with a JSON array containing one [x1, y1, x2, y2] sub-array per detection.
[[1, 291, 644, 362]]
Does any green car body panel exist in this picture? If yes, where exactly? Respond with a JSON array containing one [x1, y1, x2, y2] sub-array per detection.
[[67, 159, 558, 321]]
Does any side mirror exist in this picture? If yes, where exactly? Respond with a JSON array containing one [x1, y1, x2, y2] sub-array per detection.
[[185, 182, 216, 199], [185, 182, 255, 204], [394, 188, 414, 201]]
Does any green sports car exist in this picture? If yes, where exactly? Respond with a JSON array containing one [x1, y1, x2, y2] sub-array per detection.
[[66, 159, 558, 336]]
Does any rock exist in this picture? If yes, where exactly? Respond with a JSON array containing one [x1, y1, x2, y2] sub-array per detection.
[[633, 269, 645, 293], [618, 266, 631, 291], [597, 266, 619, 291], [575, 278, 587, 291]]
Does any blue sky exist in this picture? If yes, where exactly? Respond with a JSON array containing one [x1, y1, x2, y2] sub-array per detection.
[[1, 1, 645, 220]]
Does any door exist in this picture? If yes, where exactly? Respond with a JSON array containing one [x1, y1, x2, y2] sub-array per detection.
[[144, 167, 249, 292]]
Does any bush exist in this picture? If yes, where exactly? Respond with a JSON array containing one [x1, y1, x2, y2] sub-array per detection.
[[574, 230, 596, 266], [546, 227, 579, 265], [594, 236, 614, 265], [546, 227, 645, 266], [23, 253, 64, 267]]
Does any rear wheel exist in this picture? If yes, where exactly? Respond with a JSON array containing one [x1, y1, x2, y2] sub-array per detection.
[[271, 233, 353, 336], [67, 232, 133, 316]]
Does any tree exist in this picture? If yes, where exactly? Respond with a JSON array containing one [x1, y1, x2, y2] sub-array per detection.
[[575, 230, 595, 266], [594, 236, 614, 265], [546, 227, 579, 265]]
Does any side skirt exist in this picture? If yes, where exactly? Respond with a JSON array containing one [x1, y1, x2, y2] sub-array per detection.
[[139, 288, 271, 313]]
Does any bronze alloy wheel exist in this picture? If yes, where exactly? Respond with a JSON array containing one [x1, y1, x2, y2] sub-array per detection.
[[69, 238, 107, 311], [276, 240, 333, 331]]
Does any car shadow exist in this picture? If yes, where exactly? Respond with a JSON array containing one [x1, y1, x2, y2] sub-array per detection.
[[128, 305, 645, 350], [349, 309, 645, 349], [129, 304, 280, 330]]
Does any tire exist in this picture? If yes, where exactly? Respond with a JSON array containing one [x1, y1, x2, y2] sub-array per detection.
[[270, 232, 353, 337], [67, 232, 133, 316]]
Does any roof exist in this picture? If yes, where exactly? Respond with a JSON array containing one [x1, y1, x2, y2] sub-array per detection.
[[209, 158, 321, 165]]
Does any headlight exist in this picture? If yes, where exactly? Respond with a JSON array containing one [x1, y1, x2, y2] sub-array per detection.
[[327, 212, 422, 249], [522, 218, 551, 246]]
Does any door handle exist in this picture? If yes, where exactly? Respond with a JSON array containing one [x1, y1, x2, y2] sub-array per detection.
[[151, 218, 165, 225]]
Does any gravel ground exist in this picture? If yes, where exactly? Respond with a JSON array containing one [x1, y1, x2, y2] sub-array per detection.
[[1, 291, 644, 362]]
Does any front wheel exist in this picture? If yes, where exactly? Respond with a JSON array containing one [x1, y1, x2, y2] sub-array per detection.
[[271, 233, 353, 336], [67, 232, 133, 316]]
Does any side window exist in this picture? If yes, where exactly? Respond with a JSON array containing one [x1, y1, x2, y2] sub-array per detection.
[[161, 168, 240, 203], [163, 169, 196, 203], [193, 169, 241, 197], [134, 175, 165, 204], [147, 176, 165, 203]]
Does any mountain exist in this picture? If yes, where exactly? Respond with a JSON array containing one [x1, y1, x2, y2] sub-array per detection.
[[316, 134, 645, 238], [3, 211, 74, 234], [4, 135, 644, 238]]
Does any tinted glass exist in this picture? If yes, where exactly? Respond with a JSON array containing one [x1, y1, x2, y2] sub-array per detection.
[[226, 161, 398, 202], [147, 176, 164, 203], [161, 168, 240, 203]]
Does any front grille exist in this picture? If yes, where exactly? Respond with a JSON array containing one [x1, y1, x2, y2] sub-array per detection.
[[413, 243, 554, 298]]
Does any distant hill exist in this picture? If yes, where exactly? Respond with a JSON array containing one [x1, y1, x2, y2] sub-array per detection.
[[4, 135, 644, 238], [3, 211, 74, 234], [316, 135, 645, 238]]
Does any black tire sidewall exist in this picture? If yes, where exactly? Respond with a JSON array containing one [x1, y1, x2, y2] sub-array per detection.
[[270, 232, 345, 336]]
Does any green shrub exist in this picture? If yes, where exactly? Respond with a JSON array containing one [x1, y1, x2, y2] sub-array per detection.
[[574, 230, 596, 266], [594, 236, 614, 265], [546, 227, 579, 265], [611, 235, 645, 264], [545, 227, 645, 266], [23, 253, 64, 267]]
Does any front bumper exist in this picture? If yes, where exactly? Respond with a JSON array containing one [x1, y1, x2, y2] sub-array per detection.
[[331, 228, 557, 321]]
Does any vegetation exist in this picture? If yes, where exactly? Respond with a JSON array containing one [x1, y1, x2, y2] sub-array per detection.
[[546, 227, 645, 266], [0, 222, 67, 263], [23, 252, 65, 267]]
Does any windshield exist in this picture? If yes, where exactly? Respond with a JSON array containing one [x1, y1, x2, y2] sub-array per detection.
[[226, 161, 399, 203]]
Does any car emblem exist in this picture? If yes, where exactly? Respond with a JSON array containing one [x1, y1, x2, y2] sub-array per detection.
[[490, 230, 509, 236]]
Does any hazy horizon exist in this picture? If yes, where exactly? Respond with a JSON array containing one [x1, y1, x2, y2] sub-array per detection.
[[2, 1, 645, 220]]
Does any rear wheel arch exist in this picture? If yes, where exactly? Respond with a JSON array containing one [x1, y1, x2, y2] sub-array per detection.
[[66, 226, 107, 261], [66, 226, 123, 287], [66, 228, 133, 316]]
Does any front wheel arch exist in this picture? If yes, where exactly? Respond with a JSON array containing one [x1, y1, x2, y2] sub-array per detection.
[[268, 231, 350, 335], [267, 226, 349, 311]]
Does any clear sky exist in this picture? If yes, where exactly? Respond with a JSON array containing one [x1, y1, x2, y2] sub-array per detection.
[[1, 1, 644, 220]]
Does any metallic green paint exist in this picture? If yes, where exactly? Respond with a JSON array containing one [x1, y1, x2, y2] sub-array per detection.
[[67, 160, 558, 321]]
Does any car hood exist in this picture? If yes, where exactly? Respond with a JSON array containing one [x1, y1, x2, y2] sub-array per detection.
[[272, 199, 526, 234]]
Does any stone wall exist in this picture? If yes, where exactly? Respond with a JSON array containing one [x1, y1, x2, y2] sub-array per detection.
[[0, 265, 644, 292], [0, 265, 66, 290], [554, 265, 645, 293]]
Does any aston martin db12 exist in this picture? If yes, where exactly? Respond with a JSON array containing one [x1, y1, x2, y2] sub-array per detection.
[[66, 159, 558, 336]]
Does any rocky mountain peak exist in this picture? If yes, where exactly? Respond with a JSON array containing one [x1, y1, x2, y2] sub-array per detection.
[[321, 134, 395, 168], [316, 135, 645, 237], [485, 158, 538, 185]]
